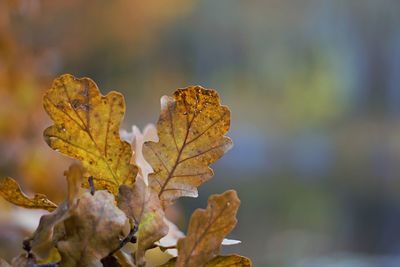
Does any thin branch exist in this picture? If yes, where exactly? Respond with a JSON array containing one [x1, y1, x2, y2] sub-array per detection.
[[88, 176, 95, 195]]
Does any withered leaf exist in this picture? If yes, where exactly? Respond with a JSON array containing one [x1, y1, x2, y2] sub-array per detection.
[[43, 74, 138, 195], [29, 202, 69, 261], [176, 190, 240, 267], [55, 190, 129, 267], [143, 86, 232, 205], [0, 177, 57, 212], [203, 255, 252, 267], [10, 254, 36, 267], [0, 258, 11, 267], [158, 220, 241, 257], [29, 164, 84, 260], [118, 177, 168, 267], [159, 255, 251, 267], [65, 163, 84, 207]]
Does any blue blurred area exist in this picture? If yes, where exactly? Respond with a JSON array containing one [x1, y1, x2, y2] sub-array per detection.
[[3, 0, 400, 265]]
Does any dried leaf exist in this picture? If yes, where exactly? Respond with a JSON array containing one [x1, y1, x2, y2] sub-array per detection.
[[0, 177, 57, 212], [10, 254, 35, 267], [118, 178, 168, 267], [143, 86, 232, 205], [55, 190, 129, 266], [157, 219, 185, 256], [43, 74, 138, 195], [64, 163, 84, 207], [114, 250, 135, 267], [203, 255, 252, 267], [29, 202, 69, 260], [159, 255, 251, 267], [158, 220, 241, 257], [176, 190, 240, 267], [29, 164, 84, 260], [0, 258, 11, 267]]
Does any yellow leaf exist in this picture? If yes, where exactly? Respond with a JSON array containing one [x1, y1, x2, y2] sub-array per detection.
[[143, 86, 232, 205], [176, 190, 240, 267], [43, 74, 138, 195], [0, 177, 57, 212], [119, 177, 168, 267]]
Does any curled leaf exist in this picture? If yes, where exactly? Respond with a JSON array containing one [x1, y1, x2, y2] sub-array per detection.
[[55, 191, 129, 266], [0, 177, 57, 212], [43, 74, 138, 195], [143, 86, 232, 206], [118, 178, 168, 267], [28, 164, 84, 260], [176, 190, 240, 267], [64, 163, 84, 207], [29, 202, 69, 261]]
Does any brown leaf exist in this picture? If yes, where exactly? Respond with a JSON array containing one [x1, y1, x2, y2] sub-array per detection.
[[118, 178, 168, 267], [43, 74, 138, 195], [204, 255, 252, 267], [143, 86, 232, 206], [10, 254, 35, 267], [158, 221, 241, 257], [0, 258, 11, 267], [159, 255, 251, 267], [29, 164, 83, 260], [55, 190, 129, 266], [176, 190, 240, 267], [29, 202, 70, 261], [64, 163, 84, 207], [0, 177, 57, 212]]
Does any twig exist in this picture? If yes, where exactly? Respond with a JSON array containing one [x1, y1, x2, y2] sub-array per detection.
[[88, 176, 95, 195], [106, 224, 138, 258]]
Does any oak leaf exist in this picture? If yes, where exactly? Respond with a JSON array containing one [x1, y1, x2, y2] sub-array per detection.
[[55, 190, 129, 266], [43, 74, 138, 195], [176, 190, 240, 267], [143, 86, 232, 205], [203, 255, 252, 266], [0, 177, 57, 212], [118, 177, 168, 267], [158, 220, 241, 257], [160, 255, 251, 267]]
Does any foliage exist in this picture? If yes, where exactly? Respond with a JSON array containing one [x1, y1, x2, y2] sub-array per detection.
[[0, 74, 251, 267]]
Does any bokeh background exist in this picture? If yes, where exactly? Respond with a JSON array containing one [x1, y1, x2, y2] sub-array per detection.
[[2, 0, 400, 266]]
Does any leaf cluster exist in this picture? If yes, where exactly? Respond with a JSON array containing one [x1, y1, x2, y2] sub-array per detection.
[[0, 74, 251, 267]]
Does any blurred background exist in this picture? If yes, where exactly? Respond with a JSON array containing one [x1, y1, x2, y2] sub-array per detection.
[[2, 0, 400, 266]]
